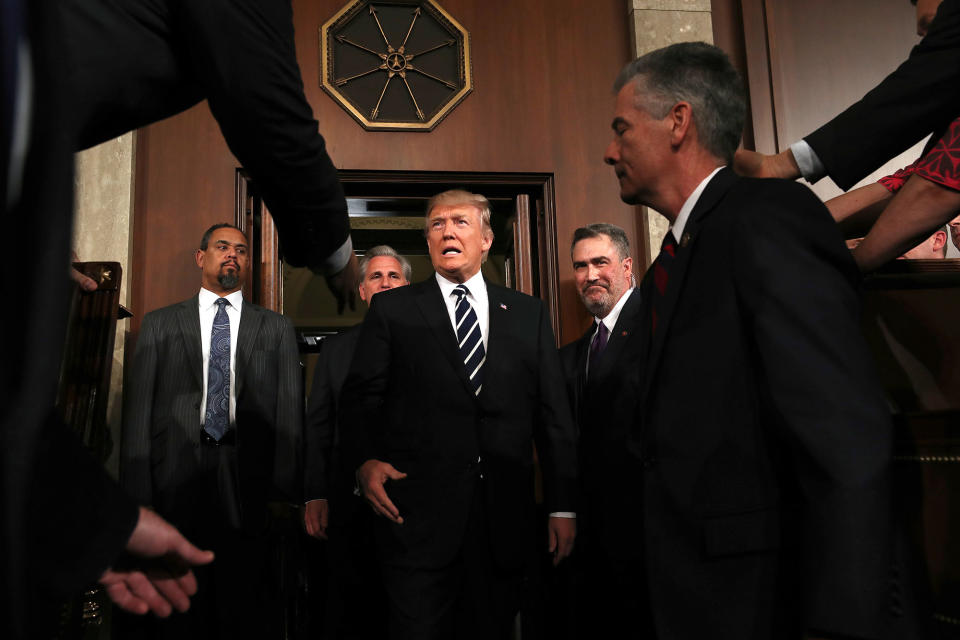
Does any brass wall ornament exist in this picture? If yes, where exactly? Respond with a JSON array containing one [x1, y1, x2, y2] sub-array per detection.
[[320, 0, 472, 131]]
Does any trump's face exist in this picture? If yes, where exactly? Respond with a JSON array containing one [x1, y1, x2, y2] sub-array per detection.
[[426, 204, 492, 283]]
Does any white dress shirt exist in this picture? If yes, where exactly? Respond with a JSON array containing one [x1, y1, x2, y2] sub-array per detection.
[[198, 287, 243, 426], [435, 270, 489, 350], [789, 139, 827, 183], [670, 166, 724, 244], [586, 287, 635, 378]]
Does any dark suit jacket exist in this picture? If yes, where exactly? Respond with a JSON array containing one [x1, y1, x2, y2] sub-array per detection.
[[304, 325, 360, 514], [121, 295, 303, 534], [558, 289, 644, 558], [60, 0, 350, 269], [804, 0, 960, 190], [3, 6, 138, 638], [633, 169, 893, 639], [340, 276, 577, 571]]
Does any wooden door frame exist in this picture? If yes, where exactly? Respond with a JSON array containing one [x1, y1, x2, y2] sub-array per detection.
[[236, 169, 562, 341]]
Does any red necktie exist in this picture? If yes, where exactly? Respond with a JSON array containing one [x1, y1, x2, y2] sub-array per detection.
[[651, 232, 677, 335]]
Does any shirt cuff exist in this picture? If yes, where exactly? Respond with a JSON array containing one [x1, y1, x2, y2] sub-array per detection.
[[790, 140, 826, 183], [549, 512, 576, 518], [316, 236, 353, 275]]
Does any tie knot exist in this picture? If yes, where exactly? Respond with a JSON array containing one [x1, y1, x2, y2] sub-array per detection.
[[596, 321, 609, 339], [215, 298, 230, 308], [660, 232, 677, 257], [453, 284, 471, 300]]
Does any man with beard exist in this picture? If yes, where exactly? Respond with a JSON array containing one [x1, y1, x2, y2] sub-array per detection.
[[120, 223, 303, 639], [557, 223, 645, 638]]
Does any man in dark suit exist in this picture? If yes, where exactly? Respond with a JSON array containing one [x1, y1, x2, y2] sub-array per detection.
[[303, 244, 410, 638], [735, 0, 960, 270], [121, 223, 303, 639], [557, 222, 645, 638], [341, 190, 578, 640], [3, 1, 358, 635], [59, 0, 358, 290], [603, 43, 893, 639]]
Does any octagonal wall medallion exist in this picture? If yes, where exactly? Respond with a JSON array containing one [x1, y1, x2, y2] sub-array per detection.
[[320, 0, 473, 131]]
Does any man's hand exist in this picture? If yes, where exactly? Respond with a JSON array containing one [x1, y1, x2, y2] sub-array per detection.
[[546, 516, 576, 566], [98, 507, 214, 617], [70, 252, 98, 291], [733, 149, 801, 180], [324, 251, 360, 314], [357, 459, 407, 524], [303, 499, 330, 540]]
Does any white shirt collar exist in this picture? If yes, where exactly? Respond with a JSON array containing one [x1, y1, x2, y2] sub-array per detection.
[[199, 287, 244, 312], [671, 166, 724, 243], [435, 269, 487, 301], [596, 287, 635, 334]]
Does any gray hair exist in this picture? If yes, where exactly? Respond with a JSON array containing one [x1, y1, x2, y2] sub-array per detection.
[[359, 245, 412, 282], [571, 223, 630, 261], [613, 42, 746, 164]]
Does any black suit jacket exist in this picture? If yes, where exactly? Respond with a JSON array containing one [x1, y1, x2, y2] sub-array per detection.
[[804, 0, 960, 190], [633, 169, 893, 639], [121, 296, 303, 534], [558, 289, 644, 558], [60, 0, 350, 269], [304, 325, 360, 514], [340, 276, 577, 571]]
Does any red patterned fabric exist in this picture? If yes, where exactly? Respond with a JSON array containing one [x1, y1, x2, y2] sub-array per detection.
[[878, 116, 960, 193], [914, 116, 960, 191]]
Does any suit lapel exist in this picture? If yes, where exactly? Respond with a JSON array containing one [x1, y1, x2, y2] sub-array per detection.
[[588, 288, 643, 385], [482, 282, 514, 404], [640, 168, 737, 405], [414, 277, 477, 400], [235, 301, 263, 399], [176, 297, 203, 390]]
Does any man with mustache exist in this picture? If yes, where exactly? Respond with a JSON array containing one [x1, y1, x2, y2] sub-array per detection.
[[557, 223, 644, 638], [120, 223, 304, 639]]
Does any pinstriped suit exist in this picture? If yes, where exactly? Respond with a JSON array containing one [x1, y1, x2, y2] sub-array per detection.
[[120, 294, 302, 637], [121, 294, 303, 535]]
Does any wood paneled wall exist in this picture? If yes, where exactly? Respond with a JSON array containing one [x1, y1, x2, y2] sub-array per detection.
[[131, 0, 634, 345]]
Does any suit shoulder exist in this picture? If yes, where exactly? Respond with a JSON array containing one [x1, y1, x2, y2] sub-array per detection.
[[487, 282, 544, 311], [245, 301, 293, 325], [141, 297, 194, 324]]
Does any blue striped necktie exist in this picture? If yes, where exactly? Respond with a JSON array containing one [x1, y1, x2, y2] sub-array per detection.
[[204, 298, 231, 440], [452, 284, 485, 395]]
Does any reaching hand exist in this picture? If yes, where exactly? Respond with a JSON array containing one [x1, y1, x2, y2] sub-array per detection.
[[546, 516, 576, 566], [733, 149, 801, 180], [357, 459, 407, 524], [324, 251, 360, 314], [98, 507, 214, 617], [304, 499, 330, 540]]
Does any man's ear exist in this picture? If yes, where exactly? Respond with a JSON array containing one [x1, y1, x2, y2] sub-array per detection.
[[196, 250, 205, 269], [669, 101, 693, 147], [934, 230, 948, 253]]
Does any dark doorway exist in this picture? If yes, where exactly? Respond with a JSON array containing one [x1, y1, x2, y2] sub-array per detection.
[[236, 170, 561, 352]]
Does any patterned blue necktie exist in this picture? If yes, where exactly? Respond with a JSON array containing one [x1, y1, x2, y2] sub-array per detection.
[[204, 298, 231, 440], [452, 284, 485, 396]]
